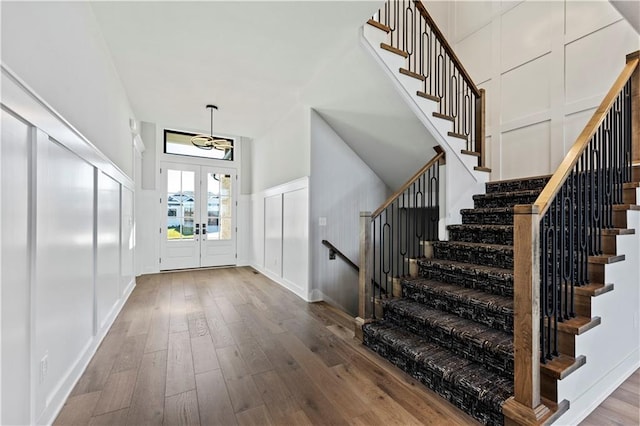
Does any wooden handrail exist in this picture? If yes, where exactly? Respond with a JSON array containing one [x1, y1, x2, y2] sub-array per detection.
[[372, 146, 445, 219], [322, 240, 359, 272], [533, 53, 639, 218], [505, 51, 640, 425], [413, 1, 481, 97]]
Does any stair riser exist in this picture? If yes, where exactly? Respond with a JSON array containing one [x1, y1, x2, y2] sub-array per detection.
[[418, 262, 514, 297], [402, 285, 514, 332], [486, 177, 550, 194], [433, 244, 513, 269], [362, 331, 507, 426], [448, 228, 514, 246], [473, 193, 539, 209], [383, 308, 514, 379], [623, 187, 638, 204], [462, 211, 513, 225]]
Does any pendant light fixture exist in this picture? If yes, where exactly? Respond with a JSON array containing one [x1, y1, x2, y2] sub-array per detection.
[[191, 104, 233, 150]]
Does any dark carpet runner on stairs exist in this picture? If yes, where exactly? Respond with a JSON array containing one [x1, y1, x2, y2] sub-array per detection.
[[362, 175, 551, 425]]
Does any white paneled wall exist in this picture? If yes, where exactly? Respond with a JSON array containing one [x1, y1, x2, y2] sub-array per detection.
[[250, 177, 310, 301], [1, 68, 136, 425], [1, 108, 31, 426], [309, 111, 389, 315], [448, 0, 639, 180]]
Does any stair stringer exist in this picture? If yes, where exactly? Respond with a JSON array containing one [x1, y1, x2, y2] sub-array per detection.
[[554, 208, 640, 425], [360, 25, 488, 234]]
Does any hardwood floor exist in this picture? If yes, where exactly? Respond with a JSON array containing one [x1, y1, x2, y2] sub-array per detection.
[[55, 267, 479, 426], [580, 369, 640, 426]]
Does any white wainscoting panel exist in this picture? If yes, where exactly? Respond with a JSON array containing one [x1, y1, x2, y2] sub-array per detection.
[[0, 108, 31, 426], [35, 137, 95, 414], [500, 1, 552, 73], [500, 53, 551, 124], [501, 120, 551, 179], [1, 66, 136, 425], [251, 177, 310, 301], [450, 0, 639, 180], [96, 171, 121, 330], [282, 188, 309, 295], [264, 194, 283, 278]]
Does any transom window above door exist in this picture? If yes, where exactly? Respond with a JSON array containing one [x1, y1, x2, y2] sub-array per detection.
[[164, 129, 234, 161]]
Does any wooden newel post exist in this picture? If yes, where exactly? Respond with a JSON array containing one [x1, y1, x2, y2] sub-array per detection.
[[355, 211, 373, 341], [627, 51, 640, 165], [503, 205, 551, 425], [475, 88, 486, 168]]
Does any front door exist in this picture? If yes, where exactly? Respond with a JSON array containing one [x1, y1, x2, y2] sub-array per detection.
[[161, 162, 236, 270]]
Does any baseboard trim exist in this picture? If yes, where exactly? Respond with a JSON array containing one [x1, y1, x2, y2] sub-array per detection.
[[250, 263, 310, 302], [554, 348, 640, 425], [38, 278, 137, 425]]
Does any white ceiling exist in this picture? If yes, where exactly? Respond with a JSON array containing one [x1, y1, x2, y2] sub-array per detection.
[[91, 1, 438, 189]]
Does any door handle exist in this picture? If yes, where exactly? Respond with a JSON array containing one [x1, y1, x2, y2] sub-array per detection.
[[202, 223, 207, 234], [195, 223, 200, 235]]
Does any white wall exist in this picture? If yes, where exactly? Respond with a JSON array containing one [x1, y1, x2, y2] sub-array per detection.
[[1, 1, 136, 178], [449, 0, 639, 180], [309, 111, 389, 315], [250, 178, 310, 301], [556, 208, 640, 424], [250, 104, 310, 193], [1, 67, 136, 425]]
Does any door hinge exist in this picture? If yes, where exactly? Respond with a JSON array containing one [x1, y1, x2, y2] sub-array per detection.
[[159, 257, 162, 264], [160, 168, 162, 174], [160, 197, 162, 204], [235, 227, 238, 233], [235, 253, 237, 259], [159, 227, 162, 234]]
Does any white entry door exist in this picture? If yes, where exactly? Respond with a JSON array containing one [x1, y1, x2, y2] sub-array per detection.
[[161, 162, 236, 270]]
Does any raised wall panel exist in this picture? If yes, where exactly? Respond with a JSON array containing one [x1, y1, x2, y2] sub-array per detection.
[[565, 21, 640, 104], [264, 194, 283, 277], [501, 54, 551, 124], [457, 23, 493, 84], [121, 186, 134, 296], [282, 188, 309, 293], [500, 1, 552, 72], [565, 1, 622, 43], [96, 171, 121, 330], [501, 120, 551, 179], [454, 1, 493, 42], [35, 138, 95, 414], [564, 108, 595, 155], [1, 109, 31, 426]]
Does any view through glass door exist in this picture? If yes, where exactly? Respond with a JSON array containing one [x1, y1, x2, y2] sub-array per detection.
[[161, 162, 236, 270]]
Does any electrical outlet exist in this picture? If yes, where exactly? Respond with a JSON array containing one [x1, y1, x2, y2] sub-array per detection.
[[319, 217, 327, 226], [40, 352, 48, 383]]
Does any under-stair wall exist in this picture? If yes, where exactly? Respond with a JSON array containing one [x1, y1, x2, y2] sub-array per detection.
[[555, 203, 640, 425]]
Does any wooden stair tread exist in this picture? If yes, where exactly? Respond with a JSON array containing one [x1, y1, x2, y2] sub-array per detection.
[[474, 166, 492, 173], [614, 204, 640, 211], [540, 398, 570, 426], [380, 43, 408, 58], [416, 91, 440, 102], [462, 149, 481, 157], [399, 68, 425, 81], [366, 19, 391, 33], [540, 354, 586, 380], [588, 254, 625, 264], [447, 131, 468, 140], [433, 112, 455, 122], [602, 228, 636, 235], [574, 283, 614, 297], [556, 316, 601, 335], [623, 182, 640, 189]]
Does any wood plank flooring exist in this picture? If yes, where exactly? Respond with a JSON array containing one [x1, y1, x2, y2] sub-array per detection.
[[580, 369, 640, 426], [55, 267, 479, 425], [54, 267, 640, 425]]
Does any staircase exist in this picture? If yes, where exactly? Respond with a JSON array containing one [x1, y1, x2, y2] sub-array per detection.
[[363, 176, 550, 425]]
